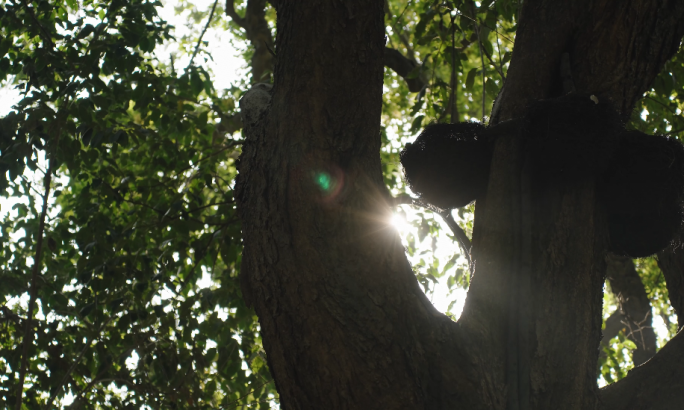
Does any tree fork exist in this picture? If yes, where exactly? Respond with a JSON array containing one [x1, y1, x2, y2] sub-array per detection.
[[237, 0, 684, 409], [237, 1, 480, 408]]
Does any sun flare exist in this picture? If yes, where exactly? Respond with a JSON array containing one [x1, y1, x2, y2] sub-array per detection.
[[390, 213, 411, 235]]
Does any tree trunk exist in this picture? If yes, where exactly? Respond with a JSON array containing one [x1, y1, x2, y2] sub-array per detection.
[[236, 0, 684, 409]]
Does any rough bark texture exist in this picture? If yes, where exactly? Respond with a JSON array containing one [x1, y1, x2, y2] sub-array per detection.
[[471, 1, 684, 409], [236, 0, 684, 409], [237, 2, 480, 408]]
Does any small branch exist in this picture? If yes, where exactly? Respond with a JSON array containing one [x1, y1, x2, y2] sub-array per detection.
[[392, 196, 473, 272], [0, 305, 24, 325], [480, 38, 506, 81], [448, 15, 459, 123], [223, 379, 275, 409], [665, 126, 684, 136], [599, 309, 626, 354], [391, 194, 414, 206], [439, 210, 473, 275], [657, 237, 684, 329], [605, 254, 657, 366], [644, 95, 678, 115], [187, 0, 220, 70], [383, 47, 427, 92], [599, 328, 684, 409], [72, 348, 133, 402], [472, 4, 487, 122], [20, 0, 55, 49], [44, 337, 92, 409], [242, 0, 276, 82], [15, 160, 52, 410], [495, 21, 504, 75], [225, 0, 247, 28], [457, 12, 514, 43], [180, 223, 233, 289]]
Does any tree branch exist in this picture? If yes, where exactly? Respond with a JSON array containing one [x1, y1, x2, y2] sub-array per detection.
[[244, 0, 275, 82], [447, 16, 459, 122], [225, 0, 246, 28], [383, 47, 427, 92], [20, 0, 55, 49], [472, 4, 487, 123], [187, 0, 220, 70], [15, 161, 53, 410], [440, 210, 473, 275], [657, 238, 684, 330], [599, 327, 684, 410], [605, 254, 657, 366], [599, 309, 625, 354]]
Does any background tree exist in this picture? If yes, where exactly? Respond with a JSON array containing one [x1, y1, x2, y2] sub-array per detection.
[[1, 0, 683, 409]]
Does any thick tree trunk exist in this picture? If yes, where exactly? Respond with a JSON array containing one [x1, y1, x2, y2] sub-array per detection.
[[237, 0, 684, 409], [471, 1, 684, 409], [237, 1, 480, 408]]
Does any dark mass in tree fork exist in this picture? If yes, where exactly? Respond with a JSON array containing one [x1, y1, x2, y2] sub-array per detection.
[[401, 94, 684, 258]]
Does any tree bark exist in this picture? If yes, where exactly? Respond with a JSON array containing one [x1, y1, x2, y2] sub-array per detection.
[[237, 2, 482, 408], [236, 0, 684, 409]]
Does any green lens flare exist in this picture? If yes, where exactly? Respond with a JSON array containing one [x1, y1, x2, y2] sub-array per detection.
[[315, 172, 333, 192]]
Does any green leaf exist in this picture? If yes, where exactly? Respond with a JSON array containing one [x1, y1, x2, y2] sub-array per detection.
[[410, 115, 424, 133], [465, 67, 478, 91]]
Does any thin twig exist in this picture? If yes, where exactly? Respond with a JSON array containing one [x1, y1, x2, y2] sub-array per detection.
[[665, 126, 684, 136], [187, 0, 220, 70], [439, 210, 473, 274], [495, 21, 506, 80], [644, 96, 678, 115], [392, 196, 473, 274], [20, 0, 55, 49], [175, 139, 244, 175], [458, 12, 514, 43], [223, 380, 275, 409], [481, 37, 506, 81], [448, 15, 459, 123], [16, 161, 53, 410], [180, 223, 233, 289], [472, 4, 487, 122]]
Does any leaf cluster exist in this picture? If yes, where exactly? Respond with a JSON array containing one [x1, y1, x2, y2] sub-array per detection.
[[0, 0, 275, 408]]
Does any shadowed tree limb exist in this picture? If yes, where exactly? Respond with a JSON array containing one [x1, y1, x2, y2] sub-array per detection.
[[604, 254, 657, 366], [599, 310, 625, 355], [225, 0, 274, 82], [599, 327, 684, 410], [384, 47, 427, 93], [657, 239, 684, 330], [225, 0, 246, 28], [228, 0, 427, 90]]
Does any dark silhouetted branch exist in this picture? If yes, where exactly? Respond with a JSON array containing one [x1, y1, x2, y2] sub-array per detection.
[[605, 254, 657, 366], [383, 47, 427, 93]]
